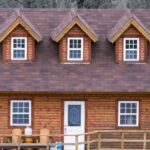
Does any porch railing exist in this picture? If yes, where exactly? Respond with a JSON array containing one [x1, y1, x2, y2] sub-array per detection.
[[0, 130, 150, 150]]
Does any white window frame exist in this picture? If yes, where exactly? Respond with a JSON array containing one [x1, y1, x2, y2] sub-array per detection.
[[118, 101, 139, 127], [10, 100, 31, 126], [11, 37, 27, 60], [67, 37, 83, 61], [123, 38, 139, 61]]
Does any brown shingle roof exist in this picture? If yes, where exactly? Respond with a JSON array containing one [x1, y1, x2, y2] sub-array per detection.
[[0, 9, 42, 42], [0, 9, 149, 92], [51, 9, 98, 42], [108, 10, 150, 43]]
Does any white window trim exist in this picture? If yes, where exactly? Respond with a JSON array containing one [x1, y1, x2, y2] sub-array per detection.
[[11, 37, 27, 60], [123, 38, 139, 61], [10, 100, 31, 126], [67, 37, 83, 61], [118, 101, 139, 127]]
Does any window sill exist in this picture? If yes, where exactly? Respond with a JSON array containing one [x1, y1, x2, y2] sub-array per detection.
[[126, 62, 147, 64], [117, 126, 140, 130], [5, 60, 34, 64], [61, 62, 90, 64], [120, 61, 147, 65], [118, 125, 139, 127]]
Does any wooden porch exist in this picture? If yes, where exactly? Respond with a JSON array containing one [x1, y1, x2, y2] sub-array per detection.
[[0, 130, 150, 150]]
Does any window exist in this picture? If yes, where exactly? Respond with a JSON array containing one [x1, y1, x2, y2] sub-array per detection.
[[118, 101, 139, 127], [11, 37, 27, 60], [123, 38, 139, 61], [67, 37, 83, 60], [10, 100, 31, 126], [68, 105, 81, 126]]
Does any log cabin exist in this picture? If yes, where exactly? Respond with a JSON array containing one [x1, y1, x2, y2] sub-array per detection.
[[0, 8, 149, 150]]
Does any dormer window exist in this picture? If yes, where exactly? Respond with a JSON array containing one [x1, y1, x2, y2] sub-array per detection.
[[0, 11, 42, 62], [123, 38, 139, 61], [11, 37, 27, 60], [51, 10, 98, 64], [67, 37, 83, 61], [108, 11, 150, 63]]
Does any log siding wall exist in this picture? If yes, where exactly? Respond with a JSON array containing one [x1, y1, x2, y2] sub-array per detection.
[[115, 25, 148, 63], [0, 94, 149, 134]]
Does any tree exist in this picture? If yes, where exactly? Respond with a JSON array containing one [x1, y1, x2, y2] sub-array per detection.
[[0, 0, 149, 8]]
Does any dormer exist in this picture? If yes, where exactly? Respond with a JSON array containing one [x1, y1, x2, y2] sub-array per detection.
[[51, 10, 98, 64], [0, 10, 42, 62], [108, 10, 150, 63]]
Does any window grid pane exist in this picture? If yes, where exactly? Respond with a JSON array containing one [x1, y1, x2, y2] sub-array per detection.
[[13, 50, 25, 59], [124, 38, 139, 60], [68, 38, 83, 60], [119, 101, 138, 126], [11, 101, 30, 126], [12, 38, 26, 59]]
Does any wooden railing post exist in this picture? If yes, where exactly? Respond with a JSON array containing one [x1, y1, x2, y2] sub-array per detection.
[[46, 136, 50, 150], [75, 135, 79, 150], [121, 132, 124, 150], [98, 132, 101, 150], [87, 134, 91, 150], [143, 132, 147, 150], [17, 135, 21, 150]]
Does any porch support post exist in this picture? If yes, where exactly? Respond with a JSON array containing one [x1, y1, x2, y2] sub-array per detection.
[[17, 135, 21, 150], [98, 132, 101, 150], [46, 136, 50, 150], [143, 131, 147, 150], [75, 135, 78, 150], [121, 132, 124, 150], [87, 134, 90, 150]]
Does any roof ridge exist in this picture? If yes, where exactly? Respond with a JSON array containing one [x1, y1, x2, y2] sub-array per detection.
[[15, 8, 22, 17], [70, 8, 78, 18], [126, 9, 132, 19], [130, 9, 133, 18]]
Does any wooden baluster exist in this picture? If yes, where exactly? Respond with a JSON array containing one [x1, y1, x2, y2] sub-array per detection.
[[143, 132, 147, 150], [98, 133, 101, 150], [17, 135, 21, 150], [46, 136, 50, 150], [75, 135, 78, 150], [87, 134, 90, 150], [121, 132, 124, 150]]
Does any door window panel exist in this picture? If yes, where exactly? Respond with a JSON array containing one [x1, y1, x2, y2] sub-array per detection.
[[68, 105, 81, 126]]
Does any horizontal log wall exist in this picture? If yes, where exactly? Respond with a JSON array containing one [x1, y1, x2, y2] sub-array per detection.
[[0, 94, 149, 135]]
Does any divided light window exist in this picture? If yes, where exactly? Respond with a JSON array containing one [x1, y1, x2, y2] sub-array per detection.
[[67, 37, 83, 61], [118, 101, 139, 127], [10, 100, 31, 126], [11, 37, 27, 60], [123, 38, 139, 61]]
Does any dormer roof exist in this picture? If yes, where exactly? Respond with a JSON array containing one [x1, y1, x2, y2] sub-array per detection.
[[0, 9, 42, 42], [51, 9, 98, 42], [107, 10, 150, 43]]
